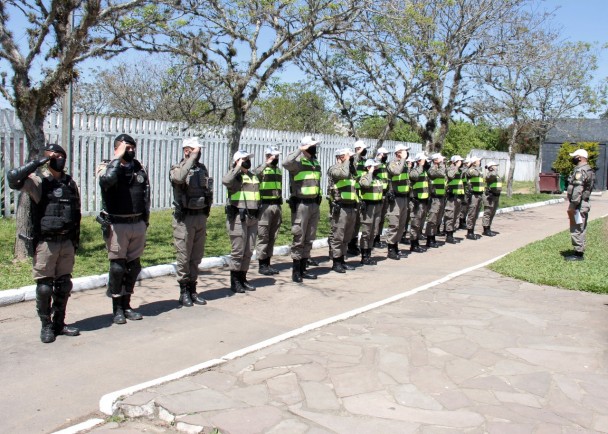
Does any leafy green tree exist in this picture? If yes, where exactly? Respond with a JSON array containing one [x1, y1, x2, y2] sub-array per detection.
[[249, 82, 337, 134], [357, 117, 421, 143], [552, 142, 599, 178], [442, 120, 504, 157]]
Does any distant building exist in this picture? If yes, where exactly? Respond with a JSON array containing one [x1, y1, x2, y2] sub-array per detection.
[[543, 118, 607, 191]]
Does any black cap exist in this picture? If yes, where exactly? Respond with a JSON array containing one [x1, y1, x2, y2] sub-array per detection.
[[44, 143, 67, 157], [114, 134, 136, 147]]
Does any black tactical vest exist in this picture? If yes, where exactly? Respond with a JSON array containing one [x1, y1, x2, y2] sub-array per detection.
[[35, 175, 80, 237], [102, 161, 148, 215], [182, 165, 211, 209]]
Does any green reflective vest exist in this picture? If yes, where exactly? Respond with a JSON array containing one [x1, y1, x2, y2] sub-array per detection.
[[391, 171, 410, 194], [470, 175, 485, 193], [447, 177, 465, 196], [376, 163, 389, 191], [488, 179, 502, 194], [259, 166, 282, 200], [354, 160, 367, 190], [229, 173, 260, 209], [360, 178, 384, 201], [412, 172, 429, 199], [431, 177, 446, 196], [335, 178, 358, 204], [293, 158, 321, 198]]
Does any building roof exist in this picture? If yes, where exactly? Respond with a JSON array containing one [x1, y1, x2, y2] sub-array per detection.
[[545, 118, 608, 144]]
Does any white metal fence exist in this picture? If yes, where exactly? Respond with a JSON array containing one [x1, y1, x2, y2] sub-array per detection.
[[1, 109, 422, 217], [468, 149, 537, 183]]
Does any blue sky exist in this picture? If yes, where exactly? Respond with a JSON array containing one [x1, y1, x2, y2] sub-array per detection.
[[550, 0, 608, 85]]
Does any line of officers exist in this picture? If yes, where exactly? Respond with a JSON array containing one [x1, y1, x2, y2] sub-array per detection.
[[7, 134, 502, 343]]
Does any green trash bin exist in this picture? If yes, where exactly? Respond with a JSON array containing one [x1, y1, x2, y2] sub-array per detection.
[[559, 174, 566, 192]]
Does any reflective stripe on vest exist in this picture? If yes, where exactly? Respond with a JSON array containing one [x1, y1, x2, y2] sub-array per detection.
[[470, 176, 485, 193], [360, 179, 384, 201], [391, 172, 410, 193], [448, 178, 465, 195], [259, 167, 282, 200], [354, 160, 366, 190], [412, 172, 429, 199], [376, 164, 389, 190], [293, 158, 321, 198], [489, 180, 502, 193], [431, 177, 446, 196], [335, 178, 358, 203], [230, 173, 260, 208]]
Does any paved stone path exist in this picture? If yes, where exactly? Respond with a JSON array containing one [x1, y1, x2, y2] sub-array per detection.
[[90, 270, 608, 433]]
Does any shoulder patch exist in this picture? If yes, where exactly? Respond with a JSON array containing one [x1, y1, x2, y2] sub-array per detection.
[[575, 172, 582, 180]]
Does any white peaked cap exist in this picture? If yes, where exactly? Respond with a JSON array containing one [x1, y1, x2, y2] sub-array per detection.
[[182, 137, 202, 148]]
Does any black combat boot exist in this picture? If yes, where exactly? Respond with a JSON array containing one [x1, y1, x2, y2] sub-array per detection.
[[300, 259, 317, 279], [458, 219, 467, 230], [565, 252, 584, 261], [307, 258, 320, 266], [410, 240, 425, 253], [292, 260, 303, 283], [188, 281, 207, 305], [332, 258, 346, 273], [342, 257, 356, 270], [52, 276, 79, 337], [466, 229, 478, 240], [483, 226, 496, 237], [178, 282, 194, 307], [231, 270, 246, 293], [122, 294, 143, 321], [112, 297, 127, 324], [240, 271, 256, 291], [374, 235, 387, 249], [347, 237, 361, 255], [258, 258, 274, 276], [36, 279, 55, 343], [361, 249, 377, 265], [400, 233, 410, 245], [387, 244, 400, 260], [267, 258, 280, 275], [445, 231, 457, 244], [40, 316, 56, 344], [426, 236, 440, 248]]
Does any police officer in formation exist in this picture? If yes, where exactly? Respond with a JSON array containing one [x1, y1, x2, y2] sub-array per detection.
[[565, 149, 595, 261], [346, 140, 369, 255], [482, 161, 502, 237], [464, 155, 484, 240], [425, 153, 446, 248], [327, 148, 359, 273], [169, 137, 212, 307], [408, 152, 430, 253], [8, 144, 81, 343], [283, 136, 322, 283], [97, 134, 148, 325], [373, 147, 391, 248], [444, 155, 465, 244], [222, 149, 260, 293], [254, 146, 283, 276], [384, 144, 410, 260], [358, 158, 384, 265]]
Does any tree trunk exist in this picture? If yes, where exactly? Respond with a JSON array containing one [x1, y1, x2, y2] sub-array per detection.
[[13, 111, 47, 261], [506, 123, 518, 198], [535, 140, 543, 194], [375, 115, 396, 152], [229, 104, 246, 157]]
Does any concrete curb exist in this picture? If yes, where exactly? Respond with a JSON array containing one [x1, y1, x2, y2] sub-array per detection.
[[0, 198, 564, 307]]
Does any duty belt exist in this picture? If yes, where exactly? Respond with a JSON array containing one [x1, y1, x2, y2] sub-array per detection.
[[363, 200, 382, 204], [295, 197, 318, 204], [260, 198, 282, 205], [336, 202, 357, 209], [394, 192, 408, 197], [40, 234, 70, 242], [183, 208, 208, 215], [238, 208, 259, 217], [107, 214, 143, 224]]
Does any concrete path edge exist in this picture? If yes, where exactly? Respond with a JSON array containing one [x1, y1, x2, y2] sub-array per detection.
[[0, 198, 564, 307]]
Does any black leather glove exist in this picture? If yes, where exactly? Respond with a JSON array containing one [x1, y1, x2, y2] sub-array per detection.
[[7, 160, 43, 189], [37, 157, 50, 167]]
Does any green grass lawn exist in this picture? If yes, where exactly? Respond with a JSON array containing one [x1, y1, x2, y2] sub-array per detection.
[[0, 203, 332, 290], [0, 193, 559, 291], [489, 217, 608, 293]]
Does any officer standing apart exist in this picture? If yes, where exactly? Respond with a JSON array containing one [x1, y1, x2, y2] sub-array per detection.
[[327, 148, 359, 273], [409, 152, 431, 253], [8, 144, 81, 343], [465, 156, 484, 240], [481, 161, 502, 237], [223, 150, 260, 292], [444, 155, 465, 244], [425, 153, 446, 248], [565, 149, 595, 261], [283, 136, 322, 283], [254, 146, 283, 276], [385, 144, 410, 260], [170, 137, 212, 307], [358, 159, 384, 265], [97, 134, 148, 324]]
